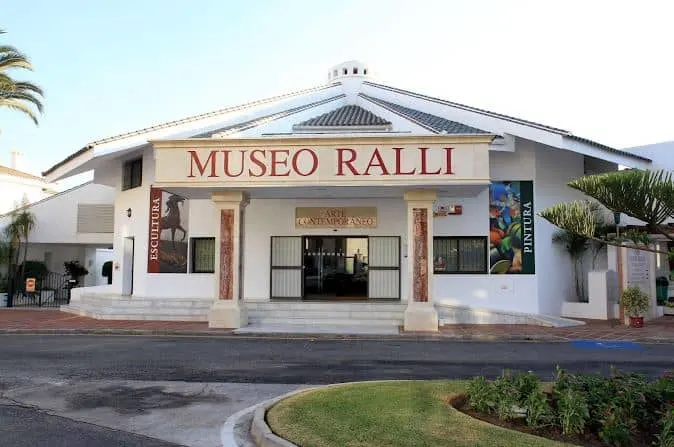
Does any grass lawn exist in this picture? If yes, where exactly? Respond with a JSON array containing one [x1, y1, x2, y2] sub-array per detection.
[[267, 381, 575, 447]]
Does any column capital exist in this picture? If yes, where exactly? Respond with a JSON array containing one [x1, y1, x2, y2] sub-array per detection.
[[211, 191, 249, 208], [404, 189, 437, 203]]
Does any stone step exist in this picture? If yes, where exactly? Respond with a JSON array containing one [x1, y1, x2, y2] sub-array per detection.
[[246, 309, 404, 320], [247, 317, 401, 327], [61, 305, 208, 322], [244, 301, 405, 312], [74, 296, 212, 309]]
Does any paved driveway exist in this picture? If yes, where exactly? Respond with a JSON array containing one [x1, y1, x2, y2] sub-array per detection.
[[1, 334, 673, 446]]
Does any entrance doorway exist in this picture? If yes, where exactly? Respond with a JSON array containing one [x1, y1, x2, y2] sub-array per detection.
[[122, 237, 134, 296], [303, 236, 368, 300]]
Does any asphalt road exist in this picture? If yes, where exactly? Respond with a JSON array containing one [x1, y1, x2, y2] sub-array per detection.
[[1, 335, 673, 446], [1, 334, 673, 383], [0, 405, 181, 447]]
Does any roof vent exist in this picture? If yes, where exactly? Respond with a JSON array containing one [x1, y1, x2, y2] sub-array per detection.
[[328, 60, 369, 84]]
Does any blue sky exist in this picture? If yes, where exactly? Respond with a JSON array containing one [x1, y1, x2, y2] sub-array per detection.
[[1, 0, 673, 178]]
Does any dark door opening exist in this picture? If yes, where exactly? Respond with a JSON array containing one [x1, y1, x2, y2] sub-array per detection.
[[302, 236, 368, 300]]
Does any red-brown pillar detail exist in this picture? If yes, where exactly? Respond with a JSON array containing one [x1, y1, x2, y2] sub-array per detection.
[[219, 209, 234, 300], [412, 207, 429, 302]]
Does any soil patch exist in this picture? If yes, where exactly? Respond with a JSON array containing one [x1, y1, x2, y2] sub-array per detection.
[[448, 394, 654, 447]]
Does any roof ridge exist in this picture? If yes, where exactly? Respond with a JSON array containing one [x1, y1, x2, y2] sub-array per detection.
[[363, 80, 570, 134]]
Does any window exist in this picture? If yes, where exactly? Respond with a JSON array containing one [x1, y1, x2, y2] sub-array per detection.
[[433, 237, 487, 274], [191, 238, 215, 273], [122, 158, 142, 190]]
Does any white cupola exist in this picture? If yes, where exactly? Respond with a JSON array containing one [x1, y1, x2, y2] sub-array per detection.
[[327, 60, 370, 84]]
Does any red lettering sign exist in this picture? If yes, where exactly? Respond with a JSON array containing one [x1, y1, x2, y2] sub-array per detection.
[[185, 146, 457, 179], [147, 187, 162, 273]]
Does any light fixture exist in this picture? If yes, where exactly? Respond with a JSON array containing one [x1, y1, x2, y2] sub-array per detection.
[[126, 208, 132, 218]]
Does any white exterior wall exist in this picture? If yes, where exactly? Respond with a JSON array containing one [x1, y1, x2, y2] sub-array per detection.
[[534, 144, 587, 315], [0, 183, 116, 245], [0, 174, 54, 215], [78, 137, 611, 319], [105, 149, 216, 298]]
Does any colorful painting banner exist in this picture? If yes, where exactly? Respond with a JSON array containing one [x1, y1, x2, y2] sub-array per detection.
[[489, 181, 535, 274], [147, 187, 189, 273]]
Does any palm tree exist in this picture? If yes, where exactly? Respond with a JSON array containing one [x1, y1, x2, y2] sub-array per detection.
[[539, 169, 674, 255], [3, 198, 36, 280], [0, 28, 44, 124]]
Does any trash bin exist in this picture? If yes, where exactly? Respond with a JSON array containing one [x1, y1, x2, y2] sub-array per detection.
[[656, 276, 669, 305]]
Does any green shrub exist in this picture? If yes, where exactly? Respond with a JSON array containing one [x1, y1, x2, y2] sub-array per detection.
[[620, 285, 650, 317], [598, 404, 632, 446], [658, 408, 674, 447], [19, 260, 48, 278], [466, 377, 494, 414], [525, 391, 552, 429], [557, 388, 589, 435]]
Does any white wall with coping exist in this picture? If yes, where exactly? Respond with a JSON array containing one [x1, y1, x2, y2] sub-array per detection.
[[0, 183, 116, 245]]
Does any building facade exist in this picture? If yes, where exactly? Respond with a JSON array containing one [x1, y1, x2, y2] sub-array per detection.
[[45, 61, 651, 330], [0, 150, 58, 215]]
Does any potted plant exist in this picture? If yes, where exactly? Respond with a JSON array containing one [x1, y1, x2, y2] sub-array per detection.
[[620, 285, 650, 327], [64, 260, 89, 287]]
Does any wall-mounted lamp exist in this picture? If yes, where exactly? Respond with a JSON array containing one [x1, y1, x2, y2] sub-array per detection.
[[126, 208, 132, 218]]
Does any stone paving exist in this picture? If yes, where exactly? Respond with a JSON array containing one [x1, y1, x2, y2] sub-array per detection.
[[1, 309, 673, 342]]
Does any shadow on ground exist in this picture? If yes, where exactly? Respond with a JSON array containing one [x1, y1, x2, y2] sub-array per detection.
[[66, 385, 229, 415]]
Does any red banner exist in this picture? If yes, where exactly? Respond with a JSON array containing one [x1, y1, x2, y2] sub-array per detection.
[[147, 186, 189, 273]]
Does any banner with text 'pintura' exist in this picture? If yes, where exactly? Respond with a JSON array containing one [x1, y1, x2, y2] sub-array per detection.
[[147, 187, 189, 273], [489, 181, 535, 274]]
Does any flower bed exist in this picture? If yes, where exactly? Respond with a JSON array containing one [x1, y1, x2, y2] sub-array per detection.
[[461, 368, 674, 447]]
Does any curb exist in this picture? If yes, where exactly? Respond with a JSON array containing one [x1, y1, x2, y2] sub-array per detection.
[[250, 380, 423, 447], [0, 328, 672, 344], [251, 388, 320, 447]]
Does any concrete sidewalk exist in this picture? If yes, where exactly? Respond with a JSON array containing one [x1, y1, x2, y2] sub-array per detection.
[[1, 309, 674, 343]]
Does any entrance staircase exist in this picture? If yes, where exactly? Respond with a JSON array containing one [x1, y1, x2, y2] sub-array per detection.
[[61, 294, 211, 321], [244, 301, 406, 330]]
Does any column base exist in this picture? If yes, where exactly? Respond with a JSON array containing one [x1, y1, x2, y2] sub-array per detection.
[[208, 300, 248, 329], [403, 304, 438, 332]]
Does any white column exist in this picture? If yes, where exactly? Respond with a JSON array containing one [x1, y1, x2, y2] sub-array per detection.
[[403, 190, 438, 332], [208, 191, 249, 329]]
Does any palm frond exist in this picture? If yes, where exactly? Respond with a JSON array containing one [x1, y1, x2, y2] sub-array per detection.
[[539, 200, 598, 239], [0, 98, 38, 124], [568, 170, 674, 225], [0, 52, 33, 71], [0, 90, 44, 112]]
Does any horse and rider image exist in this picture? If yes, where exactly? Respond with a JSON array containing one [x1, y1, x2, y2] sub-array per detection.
[[161, 194, 187, 249], [156, 190, 189, 273]]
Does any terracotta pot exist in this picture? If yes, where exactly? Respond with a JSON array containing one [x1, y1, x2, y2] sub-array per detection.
[[629, 316, 644, 328]]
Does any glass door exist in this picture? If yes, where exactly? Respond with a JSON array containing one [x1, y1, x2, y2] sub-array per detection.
[[303, 236, 368, 300]]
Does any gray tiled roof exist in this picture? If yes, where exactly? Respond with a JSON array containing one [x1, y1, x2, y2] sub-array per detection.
[[295, 105, 391, 127], [360, 94, 490, 134]]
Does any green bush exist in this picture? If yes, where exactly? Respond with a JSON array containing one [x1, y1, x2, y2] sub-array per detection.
[[620, 284, 650, 317], [525, 391, 553, 429], [466, 376, 495, 414], [658, 407, 674, 447], [466, 367, 674, 445], [19, 260, 48, 278], [557, 388, 590, 435]]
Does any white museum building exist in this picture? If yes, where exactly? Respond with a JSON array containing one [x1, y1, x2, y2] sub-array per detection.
[[43, 61, 657, 331]]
